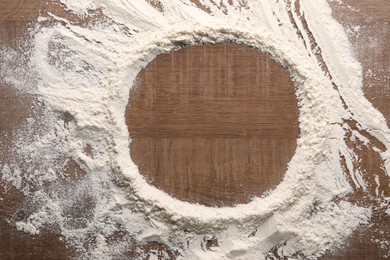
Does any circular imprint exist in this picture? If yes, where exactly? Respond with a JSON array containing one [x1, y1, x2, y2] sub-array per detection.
[[112, 27, 333, 230], [125, 43, 300, 207]]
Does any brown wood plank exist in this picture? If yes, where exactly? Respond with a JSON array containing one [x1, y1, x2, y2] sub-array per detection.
[[126, 43, 299, 207], [320, 1, 390, 259], [0, 0, 389, 259]]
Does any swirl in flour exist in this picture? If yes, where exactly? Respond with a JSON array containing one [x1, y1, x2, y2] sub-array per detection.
[[1, 0, 389, 259]]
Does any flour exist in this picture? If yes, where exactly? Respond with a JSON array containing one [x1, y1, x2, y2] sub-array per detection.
[[0, 0, 389, 259]]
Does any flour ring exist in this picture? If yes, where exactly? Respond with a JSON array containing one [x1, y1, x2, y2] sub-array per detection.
[[111, 25, 335, 231]]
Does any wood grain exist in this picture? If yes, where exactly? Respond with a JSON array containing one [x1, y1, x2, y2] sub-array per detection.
[[126, 43, 299, 207], [319, 1, 390, 259], [0, 0, 389, 259], [0, 1, 76, 259]]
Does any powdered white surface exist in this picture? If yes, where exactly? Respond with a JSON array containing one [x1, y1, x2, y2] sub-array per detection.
[[0, 0, 389, 259]]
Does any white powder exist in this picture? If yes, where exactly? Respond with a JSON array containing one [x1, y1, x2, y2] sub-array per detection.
[[1, 0, 389, 259]]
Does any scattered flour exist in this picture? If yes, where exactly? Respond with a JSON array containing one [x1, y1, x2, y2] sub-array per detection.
[[0, 0, 389, 259]]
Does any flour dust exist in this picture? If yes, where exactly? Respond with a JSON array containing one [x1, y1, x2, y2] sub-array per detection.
[[0, 0, 389, 259]]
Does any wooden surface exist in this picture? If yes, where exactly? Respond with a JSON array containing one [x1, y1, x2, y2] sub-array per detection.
[[0, 0, 389, 259], [126, 43, 299, 207]]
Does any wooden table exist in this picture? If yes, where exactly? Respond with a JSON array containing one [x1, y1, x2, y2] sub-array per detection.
[[0, 0, 389, 259]]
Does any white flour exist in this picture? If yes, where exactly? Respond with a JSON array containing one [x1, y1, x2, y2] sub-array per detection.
[[1, 0, 389, 259]]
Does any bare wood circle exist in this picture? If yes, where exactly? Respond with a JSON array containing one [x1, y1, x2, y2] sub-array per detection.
[[125, 43, 299, 207]]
